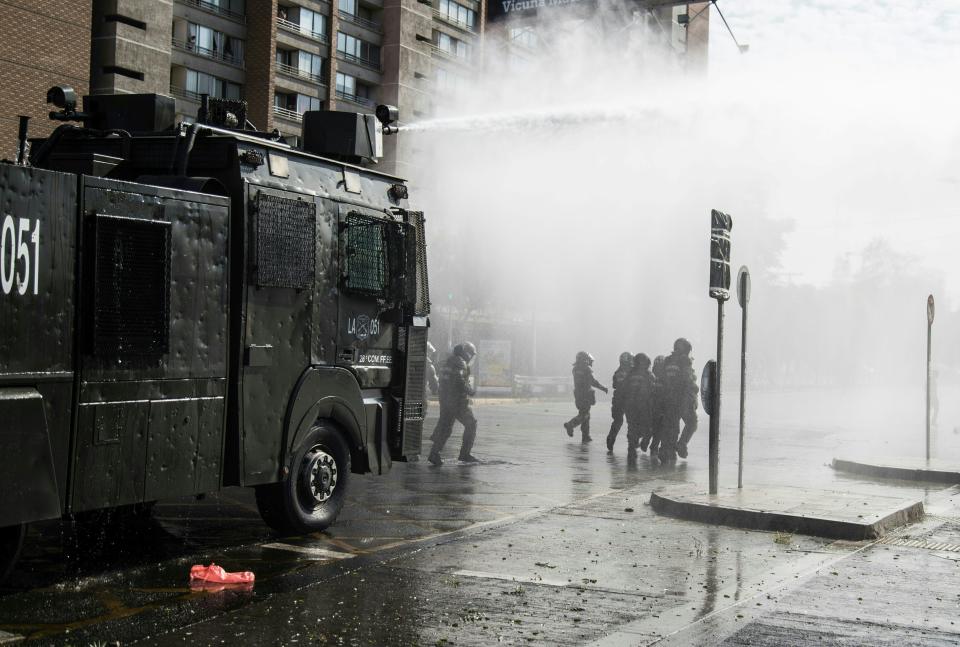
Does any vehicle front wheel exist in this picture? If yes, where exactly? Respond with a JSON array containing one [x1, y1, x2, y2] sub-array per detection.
[[255, 422, 351, 534], [0, 523, 26, 583]]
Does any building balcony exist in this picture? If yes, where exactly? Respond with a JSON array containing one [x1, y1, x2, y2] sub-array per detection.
[[429, 44, 471, 65], [335, 89, 375, 108], [277, 17, 329, 45], [170, 85, 203, 102], [338, 11, 382, 32], [432, 9, 477, 34], [171, 38, 244, 68], [336, 51, 381, 73], [273, 105, 304, 122], [275, 61, 329, 86], [176, 0, 245, 23]]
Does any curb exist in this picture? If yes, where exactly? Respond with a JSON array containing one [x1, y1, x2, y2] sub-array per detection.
[[832, 458, 960, 484], [649, 489, 924, 541]]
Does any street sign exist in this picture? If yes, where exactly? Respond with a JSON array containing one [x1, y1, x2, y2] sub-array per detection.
[[737, 266, 750, 308], [701, 360, 717, 417], [927, 294, 935, 325], [709, 210, 733, 301]]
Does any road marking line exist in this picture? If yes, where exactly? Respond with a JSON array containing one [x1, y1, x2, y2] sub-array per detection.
[[260, 543, 356, 560], [453, 569, 570, 588], [0, 630, 24, 645]]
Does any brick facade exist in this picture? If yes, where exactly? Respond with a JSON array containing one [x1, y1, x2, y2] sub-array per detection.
[[0, 1, 93, 159]]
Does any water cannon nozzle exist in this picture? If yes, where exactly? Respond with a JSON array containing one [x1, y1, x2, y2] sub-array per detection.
[[376, 104, 399, 134]]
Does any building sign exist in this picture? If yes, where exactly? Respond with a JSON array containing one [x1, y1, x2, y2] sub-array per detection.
[[488, 0, 595, 21], [477, 340, 513, 387]]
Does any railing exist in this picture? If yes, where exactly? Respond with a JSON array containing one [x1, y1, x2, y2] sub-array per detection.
[[432, 8, 476, 32], [273, 105, 304, 122], [275, 61, 328, 85], [338, 11, 382, 31], [336, 50, 381, 72], [171, 38, 244, 66], [429, 44, 470, 64], [176, 0, 245, 22], [169, 85, 203, 102], [335, 89, 375, 107], [277, 17, 329, 44]]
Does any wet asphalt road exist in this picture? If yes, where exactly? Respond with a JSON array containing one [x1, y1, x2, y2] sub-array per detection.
[[1, 386, 960, 646]]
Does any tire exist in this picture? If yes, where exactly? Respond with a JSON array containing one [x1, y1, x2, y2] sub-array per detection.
[[0, 524, 26, 583], [255, 422, 351, 534]]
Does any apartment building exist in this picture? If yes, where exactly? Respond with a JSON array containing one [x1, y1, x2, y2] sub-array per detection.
[[0, 1, 92, 158], [88, 0, 485, 173], [487, 1, 709, 71]]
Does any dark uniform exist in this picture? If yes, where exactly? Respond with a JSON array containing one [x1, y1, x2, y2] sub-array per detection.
[[564, 351, 607, 442], [428, 343, 479, 465], [647, 355, 667, 455], [623, 353, 655, 459], [658, 339, 698, 463], [606, 352, 634, 452]]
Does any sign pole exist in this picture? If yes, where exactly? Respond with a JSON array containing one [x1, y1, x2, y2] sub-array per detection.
[[737, 267, 750, 489], [710, 299, 724, 495], [708, 210, 733, 496], [926, 294, 935, 461]]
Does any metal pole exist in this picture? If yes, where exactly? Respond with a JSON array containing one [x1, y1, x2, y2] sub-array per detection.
[[926, 320, 932, 460], [710, 299, 725, 495], [738, 293, 747, 488]]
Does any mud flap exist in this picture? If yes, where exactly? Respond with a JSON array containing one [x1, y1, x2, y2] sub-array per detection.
[[0, 388, 61, 527]]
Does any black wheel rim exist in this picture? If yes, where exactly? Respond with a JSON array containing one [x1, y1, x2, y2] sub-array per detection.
[[297, 444, 339, 511]]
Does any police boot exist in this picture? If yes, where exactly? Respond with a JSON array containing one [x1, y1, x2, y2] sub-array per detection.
[[606, 433, 615, 452], [676, 442, 688, 459], [639, 436, 649, 453], [458, 453, 480, 463], [564, 422, 574, 437], [428, 450, 443, 466]]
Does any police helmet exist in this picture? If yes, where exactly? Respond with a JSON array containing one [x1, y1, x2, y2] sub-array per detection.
[[673, 338, 692, 355], [456, 341, 477, 362], [575, 350, 594, 365], [618, 351, 633, 367], [633, 353, 651, 370]]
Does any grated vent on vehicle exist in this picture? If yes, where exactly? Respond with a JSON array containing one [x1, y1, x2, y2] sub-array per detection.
[[401, 326, 428, 456], [255, 192, 316, 289], [92, 214, 171, 357], [343, 212, 388, 298], [405, 211, 431, 316]]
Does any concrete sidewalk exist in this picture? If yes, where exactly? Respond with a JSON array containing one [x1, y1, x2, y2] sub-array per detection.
[[650, 484, 924, 540]]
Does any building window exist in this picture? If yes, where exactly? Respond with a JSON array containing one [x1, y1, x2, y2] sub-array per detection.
[[298, 51, 325, 80], [336, 32, 380, 66], [299, 8, 328, 38], [338, 0, 357, 15], [436, 31, 471, 60], [296, 94, 321, 113], [336, 72, 356, 98], [438, 0, 475, 28], [186, 69, 241, 100], [509, 26, 537, 48], [188, 22, 244, 64]]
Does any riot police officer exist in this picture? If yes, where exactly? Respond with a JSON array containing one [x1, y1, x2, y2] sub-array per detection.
[[606, 352, 634, 452], [428, 342, 479, 465], [645, 355, 667, 455], [659, 338, 698, 463], [564, 351, 608, 443], [623, 353, 656, 460]]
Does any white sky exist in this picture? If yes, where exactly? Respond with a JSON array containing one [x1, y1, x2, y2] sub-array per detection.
[[707, 0, 960, 302]]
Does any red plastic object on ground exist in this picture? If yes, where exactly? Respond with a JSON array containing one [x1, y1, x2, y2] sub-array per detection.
[[189, 563, 255, 592]]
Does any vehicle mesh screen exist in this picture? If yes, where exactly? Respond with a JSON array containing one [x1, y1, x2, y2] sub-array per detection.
[[405, 211, 430, 316], [93, 214, 171, 357], [401, 326, 428, 457], [343, 212, 387, 298], [255, 192, 315, 289]]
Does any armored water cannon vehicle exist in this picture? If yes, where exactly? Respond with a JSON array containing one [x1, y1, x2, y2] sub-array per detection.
[[0, 86, 430, 580]]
